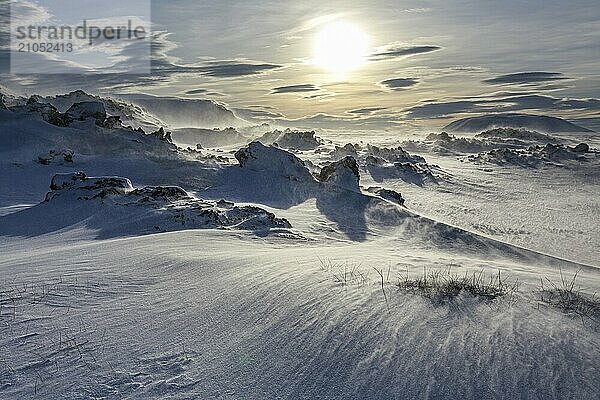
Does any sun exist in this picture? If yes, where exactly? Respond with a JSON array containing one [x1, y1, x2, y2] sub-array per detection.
[[313, 21, 369, 75]]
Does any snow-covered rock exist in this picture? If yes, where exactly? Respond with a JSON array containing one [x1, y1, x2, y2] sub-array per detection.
[[259, 129, 323, 150], [466, 143, 592, 167], [37, 149, 74, 165], [45, 90, 164, 132], [332, 143, 361, 159], [366, 144, 426, 164], [476, 127, 559, 143], [235, 141, 315, 182], [366, 158, 438, 186], [65, 101, 107, 123], [318, 156, 360, 192], [47, 172, 133, 201], [366, 187, 405, 206], [172, 127, 247, 148], [149, 127, 173, 143], [9, 97, 71, 127], [100, 115, 123, 129], [573, 143, 590, 153], [41, 172, 292, 233]]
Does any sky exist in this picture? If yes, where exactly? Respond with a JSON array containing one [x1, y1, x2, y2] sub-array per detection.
[[1, 0, 599, 131]]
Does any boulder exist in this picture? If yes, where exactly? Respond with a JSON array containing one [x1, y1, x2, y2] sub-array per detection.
[[235, 141, 315, 182], [318, 156, 360, 192], [47, 172, 133, 201], [573, 143, 590, 153], [366, 187, 405, 206]]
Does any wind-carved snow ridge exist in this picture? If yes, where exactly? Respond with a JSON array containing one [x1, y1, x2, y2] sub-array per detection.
[[0, 172, 293, 238]]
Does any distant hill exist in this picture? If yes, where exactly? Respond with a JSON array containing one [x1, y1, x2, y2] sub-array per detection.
[[443, 114, 594, 133]]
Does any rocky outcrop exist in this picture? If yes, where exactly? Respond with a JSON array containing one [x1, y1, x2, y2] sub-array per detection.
[[100, 115, 123, 129], [475, 128, 559, 143], [47, 172, 133, 200], [332, 143, 361, 159], [366, 187, 405, 206], [37, 149, 74, 165], [318, 156, 360, 192], [149, 127, 173, 143], [466, 143, 591, 167], [44, 172, 292, 232], [259, 129, 323, 150], [65, 101, 107, 123], [235, 141, 315, 182], [366, 144, 426, 164]]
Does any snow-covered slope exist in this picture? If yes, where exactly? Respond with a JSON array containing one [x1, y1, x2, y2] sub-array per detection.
[[117, 94, 244, 129], [444, 113, 594, 133]]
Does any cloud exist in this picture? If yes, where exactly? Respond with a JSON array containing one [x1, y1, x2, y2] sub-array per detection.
[[483, 72, 569, 85], [288, 13, 346, 36], [380, 78, 418, 90], [233, 107, 285, 121], [405, 101, 477, 119], [185, 88, 209, 95], [347, 107, 388, 115], [194, 61, 282, 78], [401, 8, 432, 13], [271, 84, 320, 94], [371, 44, 441, 61], [404, 94, 600, 119], [183, 88, 225, 97], [0, 31, 283, 94]]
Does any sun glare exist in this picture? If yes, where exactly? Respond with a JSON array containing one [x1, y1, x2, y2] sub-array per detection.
[[313, 21, 369, 75]]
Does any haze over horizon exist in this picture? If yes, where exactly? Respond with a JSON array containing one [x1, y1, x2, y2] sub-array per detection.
[[1, 0, 599, 131]]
